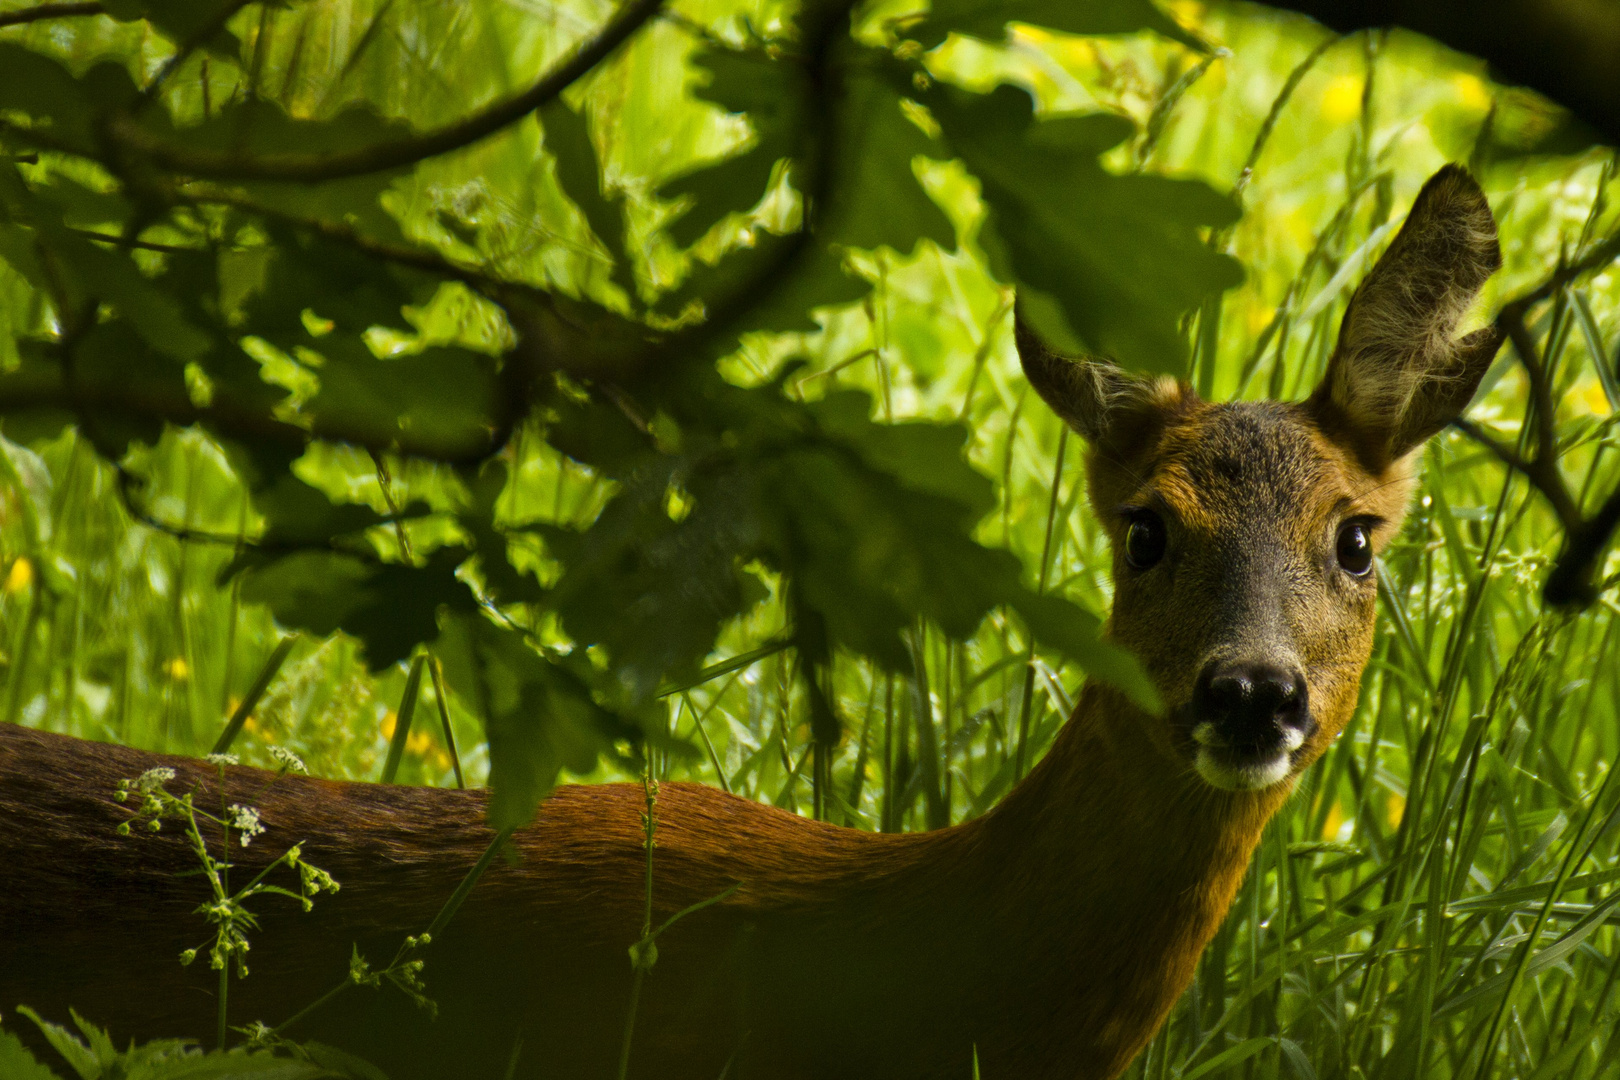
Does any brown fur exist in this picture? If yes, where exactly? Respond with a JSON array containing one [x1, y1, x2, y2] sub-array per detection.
[[0, 166, 1503, 1080]]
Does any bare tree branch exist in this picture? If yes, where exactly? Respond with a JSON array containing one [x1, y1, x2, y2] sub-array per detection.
[[0, 351, 504, 465], [72, 227, 206, 254], [1252, 0, 1620, 149], [1451, 418, 1579, 529], [1450, 233, 1620, 607], [1545, 487, 1620, 607], [1497, 308, 1578, 522], [181, 187, 543, 297], [113, 462, 419, 557], [107, 0, 666, 182]]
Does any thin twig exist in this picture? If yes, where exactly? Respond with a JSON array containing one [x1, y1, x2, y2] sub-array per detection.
[[1453, 228, 1620, 606], [1451, 418, 1578, 530], [1500, 307, 1565, 495], [108, 0, 666, 182], [181, 187, 538, 297], [71, 226, 207, 254], [140, 0, 254, 102]]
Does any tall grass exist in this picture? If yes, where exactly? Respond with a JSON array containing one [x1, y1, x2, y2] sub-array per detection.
[[2, 2, 1620, 1076]]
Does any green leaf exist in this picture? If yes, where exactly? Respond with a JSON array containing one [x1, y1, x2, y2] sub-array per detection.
[[821, 68, 955, 255], [0, 50, 140, 156], [656, 231, 870, 337], [157, 101, 415, 241], [1180, 1037, 1277, 1080], [928, 84, 1242, 373], [806, 391, 993, 522], [6, 1008, 345, 1080], [303, 338, 503, 460], [69, 320, 192, 458], [540, 100, 632, 292], [283, 1042, 389, 1080], [136, 1057, 332, 1080], [0, 344, 74, 445], [241, 226, 428, 347], [14, 1008, 101, 1080], [434, 613, 640, 830], [541, 456, 769, 702], [659, 147, 786, 250], [658, 46, 804, 248], [0, 1026, 64, 1080], [1008, 589, 1157, 710], [104, 0, 244, 60], [912, 0, 1202, 51], [62, 244, 215, 366], [26, 175, 133, 232], [244, 474, 395, 547], [0, 169, 213, 367], [236, 547, 476, 670], [457, 460, 545, 606], [544, 385, 655, 480]]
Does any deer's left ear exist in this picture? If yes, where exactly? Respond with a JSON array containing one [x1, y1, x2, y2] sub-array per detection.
[[1309, 164, 1504, 465]]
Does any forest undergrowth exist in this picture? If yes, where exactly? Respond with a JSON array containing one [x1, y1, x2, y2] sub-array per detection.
[[2, 0, 1620, 1077]]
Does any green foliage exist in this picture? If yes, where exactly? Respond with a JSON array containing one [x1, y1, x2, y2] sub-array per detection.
[[928, 83, 1242, 368], [2, 0, 1620, 1077], [0, 0, 1196, 817], [3, 1007, 368, 1079]]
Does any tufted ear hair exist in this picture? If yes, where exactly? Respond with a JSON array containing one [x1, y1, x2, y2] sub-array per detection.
[[1309, 164, 1504, 465], [1014, 305, 1193, 457]]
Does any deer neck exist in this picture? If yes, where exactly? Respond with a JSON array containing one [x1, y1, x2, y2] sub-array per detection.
[[958, 684, 1288, 1072]]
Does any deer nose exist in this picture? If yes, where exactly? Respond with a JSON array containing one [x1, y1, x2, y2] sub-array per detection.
[[1193, 662, 1312, 754]]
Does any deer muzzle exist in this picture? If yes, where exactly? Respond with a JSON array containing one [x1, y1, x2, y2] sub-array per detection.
[[1186, 661, 1314, 790]]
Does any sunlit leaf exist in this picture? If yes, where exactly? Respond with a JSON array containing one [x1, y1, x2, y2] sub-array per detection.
[[912, 0, 1202, 51], [928, 84, 1242, 372]]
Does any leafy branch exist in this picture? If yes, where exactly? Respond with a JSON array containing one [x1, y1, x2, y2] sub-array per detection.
[[106, 0, 667, 182], [1452, 231, 1620, 606]]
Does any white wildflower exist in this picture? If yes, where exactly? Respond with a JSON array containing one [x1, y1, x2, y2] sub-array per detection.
[[205, 752, 239, 767], [268, 747, 308, 775], [229, 804, 264, 847], [135, 767, 176, 793]]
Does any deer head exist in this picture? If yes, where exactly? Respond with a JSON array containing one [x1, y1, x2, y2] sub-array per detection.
[[1018, 164, 1502, 792]]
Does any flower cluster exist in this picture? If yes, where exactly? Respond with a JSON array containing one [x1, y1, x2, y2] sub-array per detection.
[[268, 746, 308, 775], [228, 804, 263, 847]]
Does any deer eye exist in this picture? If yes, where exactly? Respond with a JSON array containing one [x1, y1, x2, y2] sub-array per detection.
[[1124, 511, 1167, 571], [1336, 521, 1374, 577]]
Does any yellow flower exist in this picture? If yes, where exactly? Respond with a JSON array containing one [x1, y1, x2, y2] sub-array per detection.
[[165, 657, 189, 682], [1321, 800, 1345, 840], [4, 557, 33, 594], [1246, 298, 1273, 338], [1453, 72, 1492, 112], [1165, 0, 1203, 29], [1573, 376, 1613, 418], [1320, 74, 1363, 124], [1387, 793, 1406, 830]]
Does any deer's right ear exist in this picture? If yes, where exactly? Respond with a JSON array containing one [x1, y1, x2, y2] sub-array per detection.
[[1014, 306, 1183, 454], [1310, 165, 1504, 466]]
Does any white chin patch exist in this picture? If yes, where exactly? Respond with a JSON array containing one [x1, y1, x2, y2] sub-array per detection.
[[1195, 747, 1294, 791]]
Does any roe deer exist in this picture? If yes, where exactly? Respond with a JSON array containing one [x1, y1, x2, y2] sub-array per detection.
[[0, 165, 1503, 1080]]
